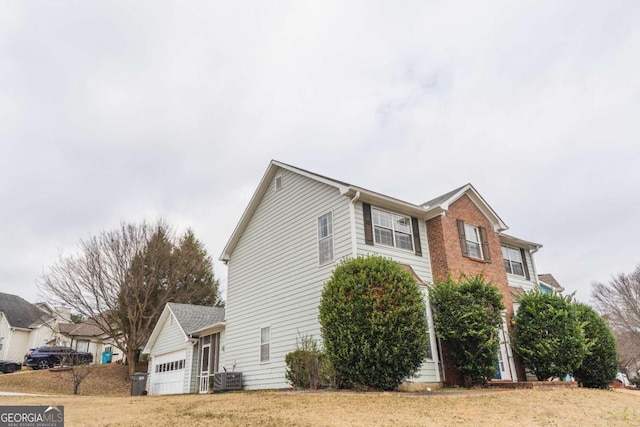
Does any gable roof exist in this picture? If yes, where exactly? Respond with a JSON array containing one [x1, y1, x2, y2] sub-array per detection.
[[0, 292, 49, 329], [58, 321, 105, 337], [143, 302, 225, 354], [538, 274, 564, 292], [167, 302, 225, 335], [221, 161, 513, 261], [421, 183, 508, 232]]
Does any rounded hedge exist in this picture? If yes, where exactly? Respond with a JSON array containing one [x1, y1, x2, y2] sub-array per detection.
[[429, 274, 504, 386], [573, 303, 618, 389], [318, 256, 429, 390], [512, 291, 587, 380]]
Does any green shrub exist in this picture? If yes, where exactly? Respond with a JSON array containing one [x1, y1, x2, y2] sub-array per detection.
[[285, 335, 323, 389], [512, 292, 587, 380], [573, 303, 618, 389], [318, 256, 429, 391], [429, 274, 505, 386]]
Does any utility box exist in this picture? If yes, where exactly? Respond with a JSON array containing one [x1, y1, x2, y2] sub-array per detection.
[[131, 372, 148, 396], [213, 372, 242, 392]]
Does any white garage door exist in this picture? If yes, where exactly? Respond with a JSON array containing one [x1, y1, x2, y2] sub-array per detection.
[[150, 349, 187, 395]]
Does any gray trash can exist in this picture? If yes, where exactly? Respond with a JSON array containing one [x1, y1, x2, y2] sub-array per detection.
[[131, 372, 148, 396]]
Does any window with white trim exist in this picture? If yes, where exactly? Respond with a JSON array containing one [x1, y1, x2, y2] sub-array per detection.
[[275, 175, 283, 191], [372, 208, 414, 251], [0, 337, 3, 351], [260, 326, 270, 363], [318, 212, 334, 265], [464, 224, 483, 259], [502, 245, 524, 276]]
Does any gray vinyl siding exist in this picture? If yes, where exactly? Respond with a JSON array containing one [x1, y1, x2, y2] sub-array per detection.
[[353, 200, 440, 383], [225, 168, 352, 390], [505, 249, 537, 292]]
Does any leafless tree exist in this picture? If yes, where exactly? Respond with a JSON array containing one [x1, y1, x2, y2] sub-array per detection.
[[39, 220, 218, 376], [61, 355, 92, 395], [592, 265, 640, 356]]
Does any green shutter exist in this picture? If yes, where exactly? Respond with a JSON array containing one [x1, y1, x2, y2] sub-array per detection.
[[411, 217, 422, 256], [457, 219, 468, 257], [520, 248, 530, 280], [479, 226, 491, 262], [363, 203, 374, 245]]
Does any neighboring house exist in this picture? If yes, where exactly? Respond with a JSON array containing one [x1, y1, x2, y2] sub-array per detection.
[[0, 293, 71, 362], [57, 321, 124, 365], [218, 160, 548, 390], [537, 273, 565, 295], [143, 303, 225, 395]]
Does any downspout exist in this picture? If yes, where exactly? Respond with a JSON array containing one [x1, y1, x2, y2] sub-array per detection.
[[349, 191, 361, 258]]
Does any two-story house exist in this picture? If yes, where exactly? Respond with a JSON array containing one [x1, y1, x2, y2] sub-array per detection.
[[217, 160, 545, 390]]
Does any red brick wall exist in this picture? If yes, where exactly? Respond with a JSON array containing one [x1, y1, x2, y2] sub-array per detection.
[[427, 194, 523, 384]]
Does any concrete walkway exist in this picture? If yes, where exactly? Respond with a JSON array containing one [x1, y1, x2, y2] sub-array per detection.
[[0, 391, 51, 396]]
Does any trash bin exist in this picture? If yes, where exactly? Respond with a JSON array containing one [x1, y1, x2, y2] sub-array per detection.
[[101, 350, 112, 364], [131, 372, 148, 396]]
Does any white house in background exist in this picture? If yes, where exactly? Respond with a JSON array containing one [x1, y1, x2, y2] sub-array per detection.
[[143, 303, 225, 395], [57, 321, 124, 365], [0, 292, 71, 362]]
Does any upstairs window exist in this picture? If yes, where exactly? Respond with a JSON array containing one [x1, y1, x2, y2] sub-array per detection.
[[318, 212, 334, 265], [275, 175, 283, 191], [502, 245, 525, 276], [464, 224, 483, 259], [457, 220, 491, 262], [372, 208, 414, 251]]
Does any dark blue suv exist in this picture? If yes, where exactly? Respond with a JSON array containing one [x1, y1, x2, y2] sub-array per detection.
[[24, 346, 93, 370]]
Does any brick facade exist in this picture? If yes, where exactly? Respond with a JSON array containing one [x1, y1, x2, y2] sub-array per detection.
[[426, 194, 525, 385]]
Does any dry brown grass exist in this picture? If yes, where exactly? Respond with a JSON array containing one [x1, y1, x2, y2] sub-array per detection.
[[0, 363, 131, 396], [0, 387, 638, 426]]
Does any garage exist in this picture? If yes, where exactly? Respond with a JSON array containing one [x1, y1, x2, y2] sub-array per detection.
[[149, 349, 187, 395]]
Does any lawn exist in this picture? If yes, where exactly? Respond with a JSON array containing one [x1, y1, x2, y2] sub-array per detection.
[[0, 387, 638, 426]]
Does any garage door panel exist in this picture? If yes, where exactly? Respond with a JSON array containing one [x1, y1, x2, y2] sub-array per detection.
[[150, 349, 187, 395]]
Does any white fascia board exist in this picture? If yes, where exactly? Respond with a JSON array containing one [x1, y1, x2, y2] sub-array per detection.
[[343, 187, 441, 219], [188, 321, 225, 337], [220, 160, 348, 262], [499, 233, 543, 251], [436, 184, 508, 232], [142, 304, 187, 354]]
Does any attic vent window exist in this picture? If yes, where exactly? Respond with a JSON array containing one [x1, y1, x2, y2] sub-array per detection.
[[275, 175, 283, 191]]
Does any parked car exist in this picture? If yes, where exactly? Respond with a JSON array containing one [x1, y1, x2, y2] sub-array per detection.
[[0, 360, 21, 373], [24, 346, 93, 370]]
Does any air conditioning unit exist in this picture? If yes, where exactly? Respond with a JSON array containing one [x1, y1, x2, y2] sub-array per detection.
[[213, 372, 242, 392]]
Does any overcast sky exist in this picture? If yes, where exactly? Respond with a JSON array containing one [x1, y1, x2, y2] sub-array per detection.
[[1, 1, 639, 306]]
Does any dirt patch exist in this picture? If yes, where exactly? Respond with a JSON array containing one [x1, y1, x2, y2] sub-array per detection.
[[0, 363, 131, 396]]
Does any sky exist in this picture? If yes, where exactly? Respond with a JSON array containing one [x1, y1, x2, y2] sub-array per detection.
[[1, 0, 639, 306]]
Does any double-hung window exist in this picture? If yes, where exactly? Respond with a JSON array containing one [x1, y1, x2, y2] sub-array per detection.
[[372, 208, 413, 251], [502, 246, 525, 276], [260, 326, 270, 363], [318, 212, 334, 265], [457, 220, 491, 262], [464, 224, 483, 259]]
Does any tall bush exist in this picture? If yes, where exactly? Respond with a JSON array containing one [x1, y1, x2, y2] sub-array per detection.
[[573, 303, 618, 388], [429, 274, 505, 386], [318, 256, 429, 391], [512, 291, 587, 380]]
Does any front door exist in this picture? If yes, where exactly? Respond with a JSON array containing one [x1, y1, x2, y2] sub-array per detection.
[[199, 344, 210, 394], [493, 316, 514, 381]]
